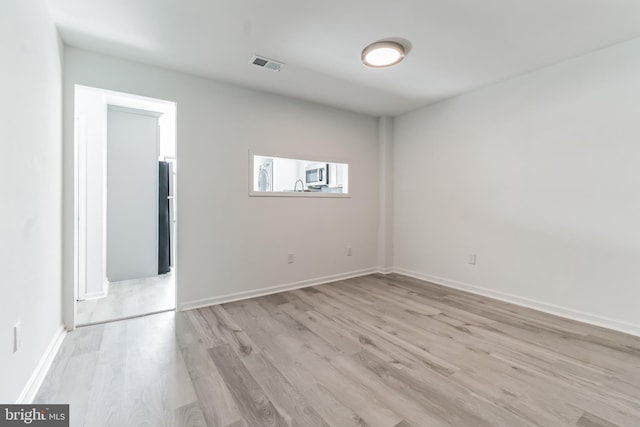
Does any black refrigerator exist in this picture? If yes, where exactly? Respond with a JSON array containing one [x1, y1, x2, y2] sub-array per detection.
[[158, 161, 171, 274]]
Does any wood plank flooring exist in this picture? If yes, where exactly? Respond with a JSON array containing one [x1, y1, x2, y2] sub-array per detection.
[[37, 274, 640, 426]]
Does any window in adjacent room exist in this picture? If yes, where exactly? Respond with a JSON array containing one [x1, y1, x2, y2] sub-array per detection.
[[250, 153, 349, 197]]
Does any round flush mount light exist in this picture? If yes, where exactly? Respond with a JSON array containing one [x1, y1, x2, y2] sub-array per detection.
[[361, 41, 406, 68]]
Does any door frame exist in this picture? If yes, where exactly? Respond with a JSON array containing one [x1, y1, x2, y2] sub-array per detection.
[[69, 84, 178, 330]]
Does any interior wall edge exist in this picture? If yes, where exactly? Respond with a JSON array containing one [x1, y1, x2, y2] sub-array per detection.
[[15, 325, 66, 404], [393, 268, 640, 338], [377, 116, 394, 270]]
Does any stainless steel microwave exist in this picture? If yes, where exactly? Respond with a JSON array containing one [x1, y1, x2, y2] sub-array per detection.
[[305, 163, 328, 186]]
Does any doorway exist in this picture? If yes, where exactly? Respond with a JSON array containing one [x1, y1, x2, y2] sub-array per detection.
[[74, 85, 177, 326]]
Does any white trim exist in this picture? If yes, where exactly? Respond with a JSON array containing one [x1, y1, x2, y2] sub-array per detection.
[[76, 113, 87, 301], [378, 267, 394, 274], [249, 149, 352, 167], [16, 326, 66, 404], [249, 192, 351, 198], [106, 104, 164, 118], [394, 268, 640, 338], [179, 268, 378, 311], [81, 288, 108, 300]]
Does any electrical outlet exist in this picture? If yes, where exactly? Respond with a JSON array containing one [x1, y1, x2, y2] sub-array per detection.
[[468, 252, 477, 265], [13, 322, 21, 353], [347, 247, 353, 256], [287, 253, 294, 264]]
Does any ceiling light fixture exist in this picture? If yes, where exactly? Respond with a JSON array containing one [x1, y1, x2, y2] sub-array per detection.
[[361, 41, 406, 68]]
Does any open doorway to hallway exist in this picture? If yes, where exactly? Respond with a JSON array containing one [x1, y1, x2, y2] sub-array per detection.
[[74, 85, 177, 326]]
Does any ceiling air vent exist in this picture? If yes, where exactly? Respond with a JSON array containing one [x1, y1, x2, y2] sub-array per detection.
[[250, 55, 285, 72]]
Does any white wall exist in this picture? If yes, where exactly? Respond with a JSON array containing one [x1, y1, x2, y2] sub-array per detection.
[[0, 0, 64, 402], [63, 47, 379, 319], [394, 37, 640, 334]]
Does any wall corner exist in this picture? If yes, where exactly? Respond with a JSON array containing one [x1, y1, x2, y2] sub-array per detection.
[[377, 116, 394, 270]]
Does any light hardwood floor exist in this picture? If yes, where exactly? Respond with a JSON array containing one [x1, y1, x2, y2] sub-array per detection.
[[37, 274, 640, 426], [76, 272, 175, 325]]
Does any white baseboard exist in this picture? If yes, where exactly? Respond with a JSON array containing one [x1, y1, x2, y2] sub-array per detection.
[[179, 268, 379, 311], [378, 267, 394, 274], [16, 325, 66, 404], [394, 268, 640, 338]]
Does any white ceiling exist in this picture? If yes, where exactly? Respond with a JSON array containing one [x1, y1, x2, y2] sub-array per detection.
[[47, 0, 640, 116]]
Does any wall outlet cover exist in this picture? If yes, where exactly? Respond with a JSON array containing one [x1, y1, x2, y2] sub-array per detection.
[[468, 253, 477, 265], [13, 321, 21, 353]]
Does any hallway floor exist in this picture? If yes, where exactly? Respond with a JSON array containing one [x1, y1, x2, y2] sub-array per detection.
[[76, 272, 175, 326]]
